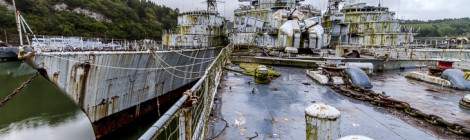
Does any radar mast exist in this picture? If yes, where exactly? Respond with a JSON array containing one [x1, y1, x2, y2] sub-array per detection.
[[207, 0, 217, 12]]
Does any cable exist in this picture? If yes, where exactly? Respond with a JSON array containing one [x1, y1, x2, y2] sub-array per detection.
[[151, 49, 213, 74], [40, 52, 214, 71], [171, 50, 215, 60], [207, 118, 228, 140], [149, 50, 204, 80]]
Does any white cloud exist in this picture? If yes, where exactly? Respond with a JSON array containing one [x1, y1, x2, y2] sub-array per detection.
[[151, 0, 470, 20]]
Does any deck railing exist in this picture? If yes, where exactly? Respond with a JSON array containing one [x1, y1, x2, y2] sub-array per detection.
[[139, 44, 233, 140], [29, 35, 214, 52]]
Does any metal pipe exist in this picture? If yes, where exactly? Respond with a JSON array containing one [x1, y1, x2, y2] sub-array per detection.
[[11, 0, 23, 46]]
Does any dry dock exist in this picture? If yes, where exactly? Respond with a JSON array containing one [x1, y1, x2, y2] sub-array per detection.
[[207, 67, 469, 140]]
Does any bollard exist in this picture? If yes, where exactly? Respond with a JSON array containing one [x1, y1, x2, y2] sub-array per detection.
[[338, 135, 374, 140], [460, 94, 470, 109], [305, 103, 341, 140]]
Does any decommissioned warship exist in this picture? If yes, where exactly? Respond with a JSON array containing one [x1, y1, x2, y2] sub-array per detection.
[[18, 0, 227, 138], [7, 0, 470, 139]]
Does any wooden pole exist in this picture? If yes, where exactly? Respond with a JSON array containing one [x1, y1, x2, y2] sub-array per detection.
[[3, 29, 7, 43], [305, 103, 341, 140]]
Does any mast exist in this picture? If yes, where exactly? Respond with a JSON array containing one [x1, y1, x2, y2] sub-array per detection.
[[11, 0, 23, 46], [207, 0, 217, 12], [327, 0, 344, 15]]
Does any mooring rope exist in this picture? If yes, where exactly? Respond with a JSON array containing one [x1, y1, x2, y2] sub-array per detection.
[[40, 53, 214, 71], [149, 50, 204, 80], [0, 73, 39, 108], [171, 50, 215, 60], [151, 49, 212, 74]]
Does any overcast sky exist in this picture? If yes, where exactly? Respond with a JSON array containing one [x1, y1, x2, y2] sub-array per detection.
[[151, 0, 470, 20]]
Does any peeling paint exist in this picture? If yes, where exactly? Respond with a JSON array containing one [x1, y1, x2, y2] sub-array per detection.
[[31, 48, 220, 137]]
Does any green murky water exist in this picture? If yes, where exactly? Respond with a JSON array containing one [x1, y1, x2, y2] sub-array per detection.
[[0, 61, 95, 140], [0, 61, 161, 140]]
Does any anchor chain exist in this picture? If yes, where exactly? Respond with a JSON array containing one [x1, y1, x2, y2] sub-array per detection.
[[330, 74, 470, 137], [0, 73, 39, 108]]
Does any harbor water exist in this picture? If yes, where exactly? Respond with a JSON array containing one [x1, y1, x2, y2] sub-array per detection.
[[0, 61, 161, 140], [0, 61, 94, 140]]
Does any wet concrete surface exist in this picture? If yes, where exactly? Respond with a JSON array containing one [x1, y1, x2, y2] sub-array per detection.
[[371, 69, 470, 129], [208, 67, 444, 140]]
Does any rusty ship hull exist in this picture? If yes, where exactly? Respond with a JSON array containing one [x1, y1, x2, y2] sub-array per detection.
[[28, 48, 220, 138]]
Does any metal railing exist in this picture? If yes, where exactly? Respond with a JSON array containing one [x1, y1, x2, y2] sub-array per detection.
[[30, 35, 222, 52], [30, 35, 170, 52], [139, 44, 233, 140]]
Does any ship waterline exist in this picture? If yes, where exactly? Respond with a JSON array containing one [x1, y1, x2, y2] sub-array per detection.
[[29, 47, 221, 137]]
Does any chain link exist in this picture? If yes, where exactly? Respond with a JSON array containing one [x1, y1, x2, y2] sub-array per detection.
[[0, 73, 39, 108], [331, 74, 470, 137]]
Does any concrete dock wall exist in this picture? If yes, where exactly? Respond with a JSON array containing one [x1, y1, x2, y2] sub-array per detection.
[[231, 56, 319, 68], [362, 48, 470, 60]]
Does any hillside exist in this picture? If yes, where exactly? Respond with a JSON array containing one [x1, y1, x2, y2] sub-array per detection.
[[402, 18, 470, 37], [0, 0, 178, 42]]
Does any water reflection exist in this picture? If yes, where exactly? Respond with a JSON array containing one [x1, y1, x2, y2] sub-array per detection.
[[0, 111, 94, 140], [0, 61, 94, 140]]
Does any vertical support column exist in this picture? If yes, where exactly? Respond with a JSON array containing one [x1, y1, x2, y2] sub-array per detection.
[[179, 110, 186, 140], [182, 108, 193, 140], [305, 103, 341, 140]]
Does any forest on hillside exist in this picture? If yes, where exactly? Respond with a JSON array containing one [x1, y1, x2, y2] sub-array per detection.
[[402, 18, 470, 37], [1, 0, 468, 43], [0, 0, 178, 42]]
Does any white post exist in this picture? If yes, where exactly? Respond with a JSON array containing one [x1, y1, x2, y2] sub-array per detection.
[[338, 135, 374, 140], [305, 103, 341, 140], [460, 94, 470, 109]]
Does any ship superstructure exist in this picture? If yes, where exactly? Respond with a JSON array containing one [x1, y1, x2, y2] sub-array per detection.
[[22, 0, 227, 138], [231, 0, 415, 54], [163, 0, 226, 48], [324, 1, 414, 48], [231, 0, 324, 53]]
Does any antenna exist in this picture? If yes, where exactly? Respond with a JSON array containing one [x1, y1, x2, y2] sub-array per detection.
[[207, 0, 217, 12], [378, 0, 382, 7]]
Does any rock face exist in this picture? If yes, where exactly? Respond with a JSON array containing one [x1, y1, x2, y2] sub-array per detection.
[[71, 8, 111, 22], [53, 3, 111, 22], [1, 1, 111, 23]]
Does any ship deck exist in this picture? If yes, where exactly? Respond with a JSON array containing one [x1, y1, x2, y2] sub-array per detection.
[[207, 66, 470, 140]]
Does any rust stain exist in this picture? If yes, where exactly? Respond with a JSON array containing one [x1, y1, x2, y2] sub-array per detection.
[[93, 80, 196, 139], [78, 62, 91, 108], [52, 72, 59, 84]]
